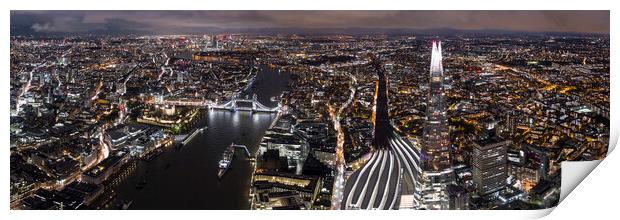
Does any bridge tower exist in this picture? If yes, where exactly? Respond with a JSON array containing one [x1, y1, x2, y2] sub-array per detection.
[[231, 98, 237, 112], [252, 94, 258, 112]]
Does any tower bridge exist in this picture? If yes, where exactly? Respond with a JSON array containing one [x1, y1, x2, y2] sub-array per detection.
[[156, 93, 281, 113], [209, 94, 281, 113]]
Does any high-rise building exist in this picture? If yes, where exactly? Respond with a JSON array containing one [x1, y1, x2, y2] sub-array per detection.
[[472, 122, 510, 195], [418, 41, 455, 209]]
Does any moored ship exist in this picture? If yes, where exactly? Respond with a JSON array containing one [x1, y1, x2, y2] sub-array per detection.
[[217, 143, 235, 179]]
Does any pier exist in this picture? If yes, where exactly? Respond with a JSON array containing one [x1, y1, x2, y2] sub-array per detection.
[[231, 143, 252, 157], [181, 127, 207, 146]]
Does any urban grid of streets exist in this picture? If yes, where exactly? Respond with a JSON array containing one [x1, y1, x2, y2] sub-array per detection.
[[10, 33, 609, 210]]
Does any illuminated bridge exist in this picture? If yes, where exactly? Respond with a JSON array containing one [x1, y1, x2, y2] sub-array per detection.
[[209, 94, 281, 113], [156, 94, 281, 113]]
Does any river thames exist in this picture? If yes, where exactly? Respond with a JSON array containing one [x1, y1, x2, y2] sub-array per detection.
[[113, 66, 290, 209]]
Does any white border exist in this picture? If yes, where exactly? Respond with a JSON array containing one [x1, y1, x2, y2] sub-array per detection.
[[3, 1, 617, 220]]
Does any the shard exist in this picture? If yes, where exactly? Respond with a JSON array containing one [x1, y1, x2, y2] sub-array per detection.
[[419, 41, 455, 209]]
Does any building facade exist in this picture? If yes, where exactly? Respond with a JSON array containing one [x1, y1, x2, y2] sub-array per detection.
[[472, 136, 510, 195]]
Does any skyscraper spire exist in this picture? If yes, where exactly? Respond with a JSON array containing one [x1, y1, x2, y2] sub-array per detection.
[[420, 40, 455, 210], [430, 41, 443, 75], [437, 41, 442, 60]]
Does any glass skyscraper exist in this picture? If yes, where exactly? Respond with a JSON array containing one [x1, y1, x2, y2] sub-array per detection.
[[419, 41, 455, 209]]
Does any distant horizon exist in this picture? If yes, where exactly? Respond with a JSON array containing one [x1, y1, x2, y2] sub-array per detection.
[[10, 11, 610, 36], [9, 27, 611, 38]]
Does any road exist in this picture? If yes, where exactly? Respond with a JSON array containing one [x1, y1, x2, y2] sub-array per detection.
[[330, 71, 357, 210]]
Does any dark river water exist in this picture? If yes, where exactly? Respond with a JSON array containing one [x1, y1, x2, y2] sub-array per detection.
[[113, 67, 290, 209]]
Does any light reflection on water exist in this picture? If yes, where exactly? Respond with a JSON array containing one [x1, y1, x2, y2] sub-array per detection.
[[112, 67, 290, 210]]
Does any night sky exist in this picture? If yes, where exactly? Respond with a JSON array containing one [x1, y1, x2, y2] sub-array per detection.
[[10, 11, 610, 35]]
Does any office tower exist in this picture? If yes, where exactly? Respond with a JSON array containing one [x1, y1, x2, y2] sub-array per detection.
[[472, 122, 511, 195]]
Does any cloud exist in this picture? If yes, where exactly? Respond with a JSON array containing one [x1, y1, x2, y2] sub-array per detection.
[[31, 22, 52, 32], [10, 11, 610, 35]]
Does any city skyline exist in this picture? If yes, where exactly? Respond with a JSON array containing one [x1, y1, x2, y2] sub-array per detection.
[[10, 10, 610, 211]]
